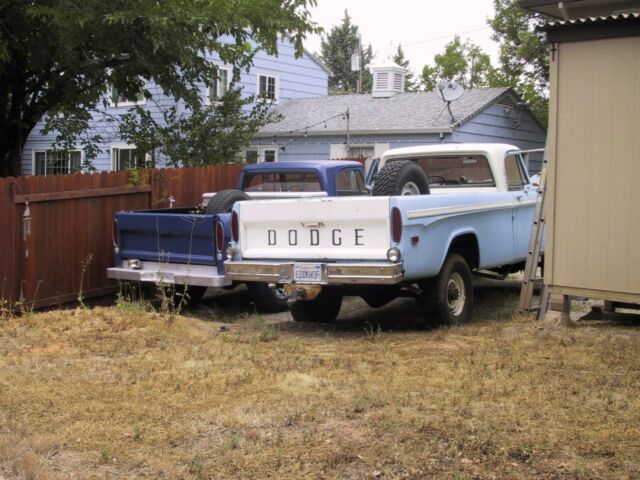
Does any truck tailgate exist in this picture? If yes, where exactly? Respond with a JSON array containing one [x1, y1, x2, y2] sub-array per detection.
[[117, 211, 217, 265], [238, 196, 391, 260]]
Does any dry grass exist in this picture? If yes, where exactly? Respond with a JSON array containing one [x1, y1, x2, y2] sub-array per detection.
[[1, 287, 639, 479]]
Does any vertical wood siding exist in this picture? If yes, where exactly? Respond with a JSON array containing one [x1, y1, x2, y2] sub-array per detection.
[[0, 165, 242, 310], [549, 36, 640, 297]]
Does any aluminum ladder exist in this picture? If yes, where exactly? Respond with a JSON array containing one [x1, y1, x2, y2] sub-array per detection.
[[517, 157, 550, 319]]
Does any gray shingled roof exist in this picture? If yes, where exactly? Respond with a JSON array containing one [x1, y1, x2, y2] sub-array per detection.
[[258, 87, 513, 136]]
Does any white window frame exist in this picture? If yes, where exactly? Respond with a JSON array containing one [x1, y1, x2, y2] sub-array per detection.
[[256, 71, 279, 104], [32, 149, 83, 176], [331, 143, 389, 160], [243, 145, 278, 164], [111, 144, 150, 171], [108, 82, 147, 108], [206, 65, 231, 105]]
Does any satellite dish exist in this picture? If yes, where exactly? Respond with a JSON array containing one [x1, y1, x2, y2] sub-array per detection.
[[437, 80, 465, 102], [436, 80, 465, 123]]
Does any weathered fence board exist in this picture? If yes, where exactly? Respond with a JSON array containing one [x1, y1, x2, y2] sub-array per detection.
[[0, 165, 242, 310]]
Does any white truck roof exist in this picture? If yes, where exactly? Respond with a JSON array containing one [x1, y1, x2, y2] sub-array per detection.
[[378, 143, 525, 194], [380, 143, 520, 166]]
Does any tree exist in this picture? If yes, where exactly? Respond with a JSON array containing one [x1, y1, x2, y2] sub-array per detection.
[[392, 45, 417, 92], [419, 36, 497, 91], [320, 10, 373, 94], [116, 89, 281, 167], [489, 0, 549, 124], [0, 0, 319, 177]]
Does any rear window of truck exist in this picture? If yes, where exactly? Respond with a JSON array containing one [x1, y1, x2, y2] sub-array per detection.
[[336, 168, 368, 196], [242, 172, 322, 192], [398, 155, 495, 188]]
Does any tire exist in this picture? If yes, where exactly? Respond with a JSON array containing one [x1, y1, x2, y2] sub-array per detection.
[[290, 287, 343, 323], [205, 189, 250, 214], [420, 254, 473, 326], [372, 160, 430, 196], [247, 282, 288, 313]]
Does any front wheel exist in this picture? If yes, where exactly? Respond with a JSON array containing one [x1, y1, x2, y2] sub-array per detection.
[[247, 282, 288, 313], [290, 287, 343, 323], [419, 254, 473, 326]]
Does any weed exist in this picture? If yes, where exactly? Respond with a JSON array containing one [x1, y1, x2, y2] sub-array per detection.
[[100, 448, 113, 463], [77, 253, 94, 308], [363, 321, 384, 341], [247, 316, 280, 342], [188, 453, 203, 475]]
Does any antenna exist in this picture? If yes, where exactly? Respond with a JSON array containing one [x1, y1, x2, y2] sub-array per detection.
[[437, 80, 465, 123]]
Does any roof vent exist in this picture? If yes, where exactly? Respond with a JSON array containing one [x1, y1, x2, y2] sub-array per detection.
[[371, 61, 406, 98]]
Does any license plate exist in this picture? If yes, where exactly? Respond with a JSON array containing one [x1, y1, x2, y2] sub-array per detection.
[[293, 263, 323, 283]]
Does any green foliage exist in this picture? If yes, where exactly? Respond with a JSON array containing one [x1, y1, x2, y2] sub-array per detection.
[[116, 89, 281, 167], [0, 0, 319, 176], [420, 36, 498, 91], [392, 45, 417, 92], [489, 0, 549, 125], [320, 10, 373, 94]]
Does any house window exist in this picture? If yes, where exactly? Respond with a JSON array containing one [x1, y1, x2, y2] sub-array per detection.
[[112, 146, 146, 171], [243, 146, 277, 164], [504, 154, 528, 191], [207, 67, 230, 103], [109, 84, 146, 107], [33, 150, 82, 176], [257, 73, 278, 103], [347, 145, 375, 159]]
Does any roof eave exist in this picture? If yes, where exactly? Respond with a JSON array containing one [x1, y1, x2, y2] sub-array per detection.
[[255, 127, 454, 138]]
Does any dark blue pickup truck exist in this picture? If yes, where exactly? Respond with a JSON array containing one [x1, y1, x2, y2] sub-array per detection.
[[107, 160, 368, 311]]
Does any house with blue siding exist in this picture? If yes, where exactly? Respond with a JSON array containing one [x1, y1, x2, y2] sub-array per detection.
[[252, 63, 547, 172], [20, 38, 329, 175]]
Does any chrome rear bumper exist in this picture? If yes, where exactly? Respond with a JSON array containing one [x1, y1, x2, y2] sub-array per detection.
[[107, 261, 231, 287], [224, 261, 404, 285]]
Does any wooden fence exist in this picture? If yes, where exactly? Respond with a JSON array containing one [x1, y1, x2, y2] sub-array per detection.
[[0, 165, 242, 309]]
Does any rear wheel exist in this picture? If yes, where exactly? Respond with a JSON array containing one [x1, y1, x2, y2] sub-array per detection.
[[205, 189, 250, 214], [247, 282, 288, 313], [419, 254, 473, 326], [372, 160, 430, 196], [290, 287, 343, 323]]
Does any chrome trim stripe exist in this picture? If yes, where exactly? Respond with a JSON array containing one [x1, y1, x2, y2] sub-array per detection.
[[406, 198, 537, 220]]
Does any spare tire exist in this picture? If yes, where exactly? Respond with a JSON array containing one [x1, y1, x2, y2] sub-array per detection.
[[372, 160, 430, 196], [205, 189, 250, 214]]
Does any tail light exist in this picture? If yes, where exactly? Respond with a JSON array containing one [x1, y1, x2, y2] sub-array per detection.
[[391, 207, 402, 243], [112, 218, 118, 247], [215, 221, 224, 253], [231, 211, 239, 242]]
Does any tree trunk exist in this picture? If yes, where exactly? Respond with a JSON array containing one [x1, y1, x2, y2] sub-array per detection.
[[0, 122, 33, 177]]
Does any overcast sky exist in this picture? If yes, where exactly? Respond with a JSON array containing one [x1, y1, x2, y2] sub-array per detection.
[[304, 0, 500, 77]]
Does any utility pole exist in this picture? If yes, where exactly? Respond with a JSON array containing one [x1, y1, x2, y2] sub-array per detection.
[[357, 37, 363, 94], [346, 108, 350, 146]]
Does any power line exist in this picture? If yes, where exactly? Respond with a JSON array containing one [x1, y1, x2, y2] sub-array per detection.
[[403, 26, 492, 48]]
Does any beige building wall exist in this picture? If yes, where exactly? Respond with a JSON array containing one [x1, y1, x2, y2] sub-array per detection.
[[546, 35, 640, 302]]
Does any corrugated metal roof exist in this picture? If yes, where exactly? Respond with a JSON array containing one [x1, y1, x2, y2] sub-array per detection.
[[258, 87, 514, 135], [544, 11, 640, 27]]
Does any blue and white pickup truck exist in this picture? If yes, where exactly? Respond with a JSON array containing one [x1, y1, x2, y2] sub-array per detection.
[[107, 160, 368, 311], [224, 144, 540, 324]]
